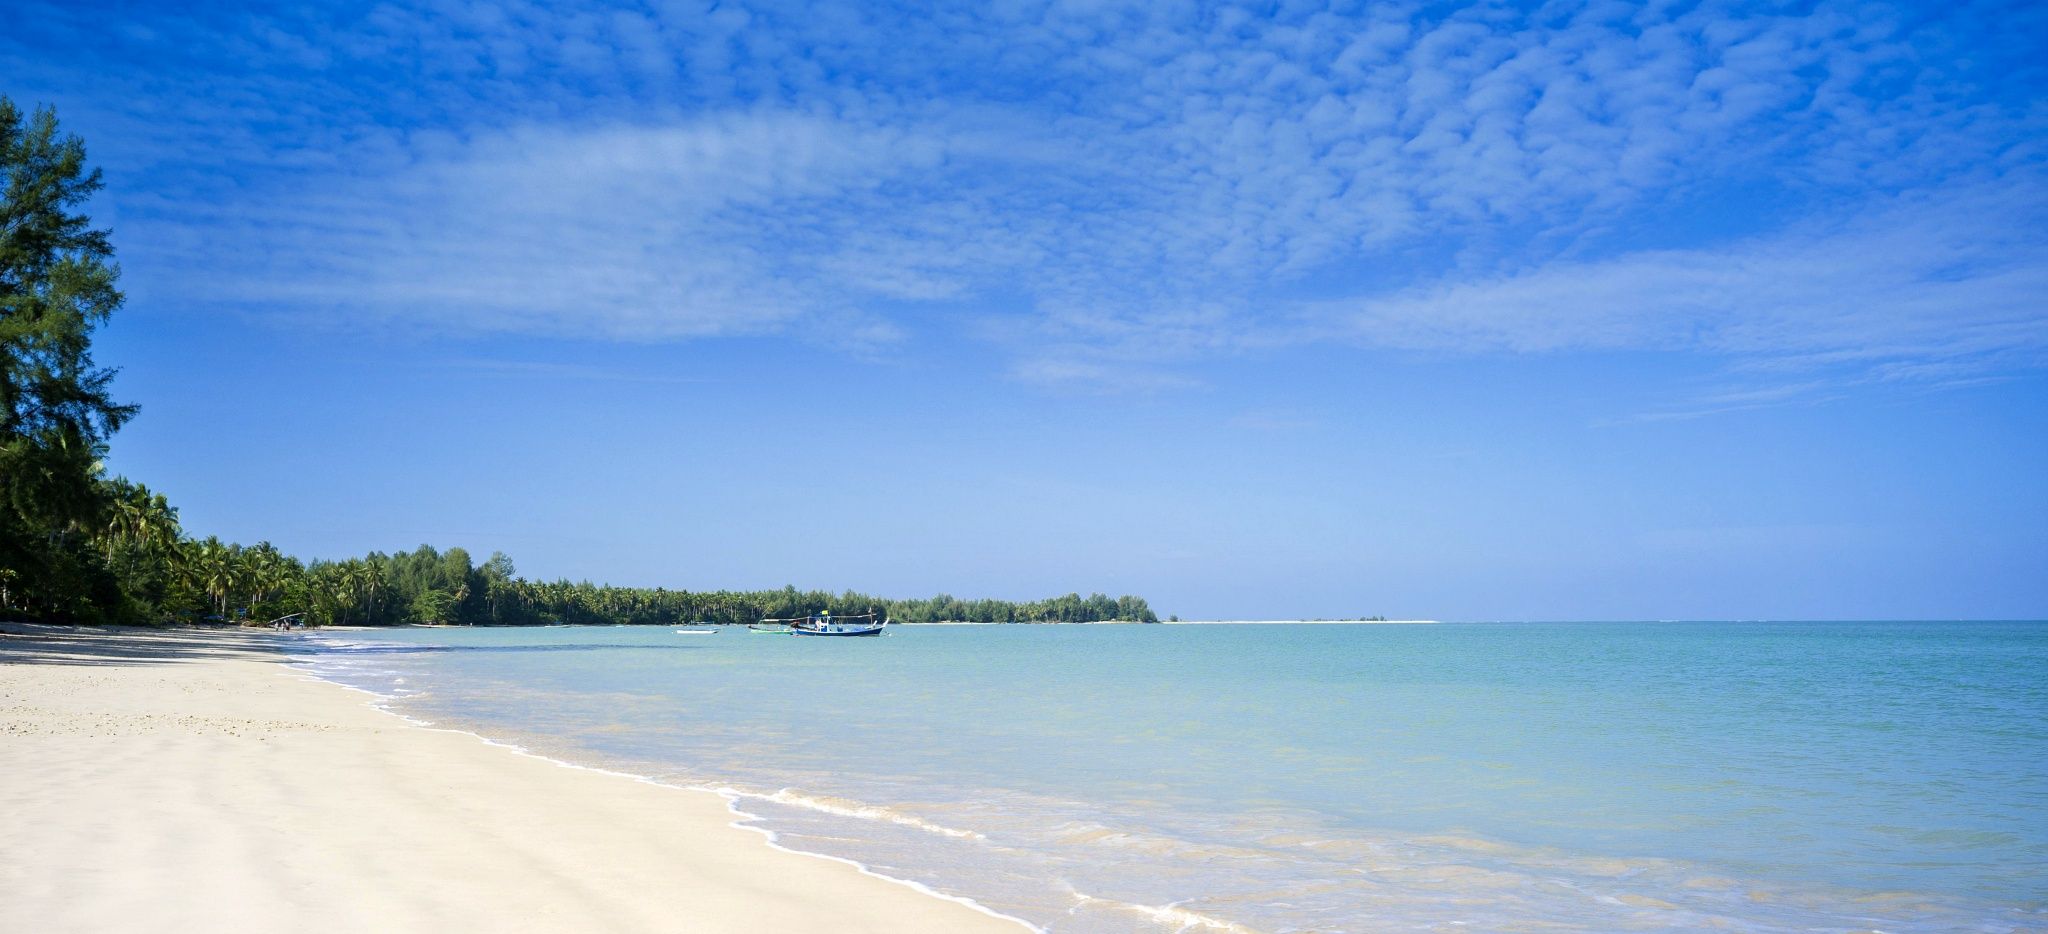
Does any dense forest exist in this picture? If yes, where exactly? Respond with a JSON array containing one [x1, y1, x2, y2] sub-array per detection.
[[32, 526, 1158, 627], [0, 98, 1157, 628]]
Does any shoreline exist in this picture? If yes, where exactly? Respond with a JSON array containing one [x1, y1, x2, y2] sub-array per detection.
[[289, 646, 1034, 929], [0, 623, 1027, 933]]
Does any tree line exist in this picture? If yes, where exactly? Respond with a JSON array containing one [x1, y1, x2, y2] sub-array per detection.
[[22, 501, 1159, 626], [0, 97, 1158, 628]]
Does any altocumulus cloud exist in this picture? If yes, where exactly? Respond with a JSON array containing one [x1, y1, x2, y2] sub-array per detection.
[[3, 0, 2042, 388], [1319, 180, 2048, 362], [190, 113, 948, 341]]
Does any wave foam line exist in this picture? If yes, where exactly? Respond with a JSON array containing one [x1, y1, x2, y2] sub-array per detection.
[[718, 787, 986, 840], [1071, 892, 1260, 933], [715, 790, 1041, 932], [279, 663, 1036, 932]]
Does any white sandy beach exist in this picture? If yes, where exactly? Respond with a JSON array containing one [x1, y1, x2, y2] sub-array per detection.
[[0, 625, 1022, 934]]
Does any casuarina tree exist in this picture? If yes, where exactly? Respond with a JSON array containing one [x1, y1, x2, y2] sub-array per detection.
[[0, 97, 136, 619]]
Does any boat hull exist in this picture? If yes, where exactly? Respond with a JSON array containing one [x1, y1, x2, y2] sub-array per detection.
[[788, 626, 885, 637]]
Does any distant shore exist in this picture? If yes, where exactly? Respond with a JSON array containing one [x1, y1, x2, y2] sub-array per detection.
[[0, 623, 1021, 933]]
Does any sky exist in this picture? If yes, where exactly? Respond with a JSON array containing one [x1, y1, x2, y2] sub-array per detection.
[[4, 0, 2044, 620]]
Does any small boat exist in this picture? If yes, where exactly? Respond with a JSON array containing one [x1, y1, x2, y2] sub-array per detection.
[[747, 624, 793, 634], [765, 610, 889, 637], [673, 628, 719, 635]]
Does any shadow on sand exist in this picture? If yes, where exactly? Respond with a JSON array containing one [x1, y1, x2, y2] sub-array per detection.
[[0, 624, 713, 668], [0, 623, 282, 667]]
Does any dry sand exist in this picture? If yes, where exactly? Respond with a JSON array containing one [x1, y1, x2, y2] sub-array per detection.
[[0, 625, 1023, 933]]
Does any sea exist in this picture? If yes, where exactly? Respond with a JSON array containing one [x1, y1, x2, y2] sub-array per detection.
[[288, 621, 2047, 933]]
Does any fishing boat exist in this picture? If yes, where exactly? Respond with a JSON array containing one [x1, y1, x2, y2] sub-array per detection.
[[746, 623, 793, 634], [763, 610, 888, 637]]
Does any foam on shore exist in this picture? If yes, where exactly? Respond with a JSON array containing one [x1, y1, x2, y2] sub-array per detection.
[[282, 638, 1032, 930]]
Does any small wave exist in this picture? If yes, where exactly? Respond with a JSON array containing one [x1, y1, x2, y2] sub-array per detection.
[[282, 662, 1031, 930], [1048, 821, 1276, 862], [1071, 892, 1258, 933], [727, 788, 987, 840]]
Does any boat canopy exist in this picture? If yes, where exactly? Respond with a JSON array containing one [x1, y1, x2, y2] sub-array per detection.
[[762, 609, 890, 636], [756, 610, 884, 624]]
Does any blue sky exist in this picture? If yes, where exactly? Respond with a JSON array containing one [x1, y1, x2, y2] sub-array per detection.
[[5, 0, 2043, 619]]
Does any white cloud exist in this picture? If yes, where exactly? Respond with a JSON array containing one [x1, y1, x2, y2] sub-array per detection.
[[151, 114, 950, 340], [1008, 354, 1200, 393], [1318, 178, 2048, 370], [7, 0, 2042, 392]]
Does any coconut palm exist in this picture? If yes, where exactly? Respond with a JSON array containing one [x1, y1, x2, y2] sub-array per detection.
[[245, 543, 278, 606], [95, 480, 180, 563], [192, 538, 241, 620]]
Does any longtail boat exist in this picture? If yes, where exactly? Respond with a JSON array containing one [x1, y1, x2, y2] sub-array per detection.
[[761, 610, 888, 637]]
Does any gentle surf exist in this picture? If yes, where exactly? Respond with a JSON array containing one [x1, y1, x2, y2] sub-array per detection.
[[293, 621, 2047, 932]]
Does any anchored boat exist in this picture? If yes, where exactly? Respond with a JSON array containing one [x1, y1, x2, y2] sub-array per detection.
[[762, 610, 889, 637]]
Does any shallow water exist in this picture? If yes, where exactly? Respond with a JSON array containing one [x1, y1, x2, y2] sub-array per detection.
[[292, 621, 2047, 932]]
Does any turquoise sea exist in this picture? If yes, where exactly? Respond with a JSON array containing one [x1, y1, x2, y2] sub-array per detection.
[[292, 622, 2046, 932]]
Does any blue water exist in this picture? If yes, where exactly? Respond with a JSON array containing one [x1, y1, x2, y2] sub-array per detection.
[[292, 622, 2047, 932]]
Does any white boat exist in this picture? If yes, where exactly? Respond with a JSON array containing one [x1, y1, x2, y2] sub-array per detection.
[[673, 628, 719, 635]]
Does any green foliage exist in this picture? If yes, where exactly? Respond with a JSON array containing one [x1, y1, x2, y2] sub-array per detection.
[[0, 96, 138, 621], [258, 545, 1161, 627], [25, 531, 1161, 628], [0, 97, 133, 442]]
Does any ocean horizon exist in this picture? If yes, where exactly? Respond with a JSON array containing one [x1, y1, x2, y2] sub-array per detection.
[[292, 620, 2046, 933]]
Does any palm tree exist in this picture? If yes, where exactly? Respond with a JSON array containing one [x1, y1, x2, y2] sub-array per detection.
[[134, 489, 179, 556], [100, 484, 142, 560], [107, 482, 179, 560], [331, 560, 366, 625], [361, 558, 386, 624], [242, 543, 283, 621], [194, 538, 241, 620]]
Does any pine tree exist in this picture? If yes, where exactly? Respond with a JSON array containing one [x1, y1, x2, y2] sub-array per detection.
[[0, 97, 136, 619]]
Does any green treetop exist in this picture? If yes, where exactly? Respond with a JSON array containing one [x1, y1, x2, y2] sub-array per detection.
[[0, 97, 137, 619]]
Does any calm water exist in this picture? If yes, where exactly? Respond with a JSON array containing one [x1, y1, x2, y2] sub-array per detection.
[[291, 622, 2047, 932]]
